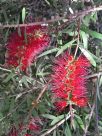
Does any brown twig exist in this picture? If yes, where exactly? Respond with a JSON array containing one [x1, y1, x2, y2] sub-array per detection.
[[85, 72, 102, 79], [35, 80, 50, 103], [27, 80, 50, 119], [74, 19, 80, 59], [40, 112, 75, 136], [32, 82, 50, 107], [83, 103, 95, 136], [0, 5, 102, 29]]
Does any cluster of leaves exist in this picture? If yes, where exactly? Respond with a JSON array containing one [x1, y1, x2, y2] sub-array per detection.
[[0, 0, 102, 136]]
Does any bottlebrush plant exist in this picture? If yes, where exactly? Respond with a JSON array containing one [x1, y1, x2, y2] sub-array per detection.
[[5, 25, 50, 71], [51, 52, 91, 111]]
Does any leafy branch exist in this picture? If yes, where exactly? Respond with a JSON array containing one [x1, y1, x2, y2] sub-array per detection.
[[0, 5, 102, 29]]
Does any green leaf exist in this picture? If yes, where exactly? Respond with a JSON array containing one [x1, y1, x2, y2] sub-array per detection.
[[32, 109, 38, 116], [81, 26, 102, 41], [22, 7, 26, 23], [19, 76, 32, 88], [42, 114, 56, 120], [53, 130, 56, 136], [26, 76, 33, 84], [99, 76, 102, 87], [99, 120, 102, 126], [26, 94, 32, 107], [38, 103, 48, 113], [79, 46, 96, 67], [0, 113, 3, 120], [62, 29, 78, 36], [80, 30, 89, 49], [2, 9, 8, 23], [89, 52, 102, 63], [91, 12, 97, 23], [82, 14, 91, 26], [51, 114, 65, 126], [3, 72, 15, 83], [37, 72, 50, 76], [38, 48, 59, 58], [56, 39, 77, 57], [9, 98, 15, 112], [4, 28, 9, 42], [44, 0, 51, 5], [74, 114, 85, 130], [2, 98, 10, 113], [64, 122, 72, 136]]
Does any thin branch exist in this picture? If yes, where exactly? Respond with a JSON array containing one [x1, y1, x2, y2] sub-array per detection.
[[83, 103, 95, 136], [27, 80, 50, 121], [0, 64, 11, 72], [95, 76, 100, 135], [74, 19, 80, 59], [40, 113, 74, 136], [0, 5, 102, 29], [85, 72, 102, 79], [32, 80, 50, 106]]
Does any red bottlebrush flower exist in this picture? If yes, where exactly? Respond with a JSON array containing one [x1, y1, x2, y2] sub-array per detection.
[[54, 101, 67, 111], [6, 25, 50, 71], [28, 123, 40, 131], [71, 96, 88, 107], [28, 117, 41, 132], [51, 52, 90, 111], [24, 134, 32, 136]]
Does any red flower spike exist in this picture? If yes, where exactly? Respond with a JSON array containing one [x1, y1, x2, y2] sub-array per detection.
[[24, 134, 32, 136], [51, 52, 90, 111], [54, 101, 67, 111], [6, 25, 50, 71], [28, 117, 41, 132], [28, 123, 40, 131], [71, 97, 88, 107]]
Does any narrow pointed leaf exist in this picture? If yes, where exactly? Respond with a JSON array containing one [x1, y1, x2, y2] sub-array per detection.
[[56, 39, 77, 57], [79, 47, 96, 67], [22, 7, 26, 23]]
